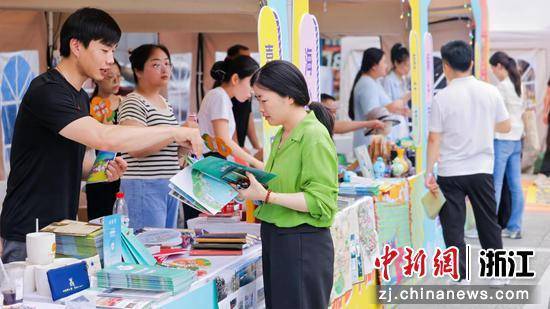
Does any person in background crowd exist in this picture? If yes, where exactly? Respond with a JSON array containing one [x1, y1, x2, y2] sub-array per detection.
[[308, 101, 336, 137], [198, 55, 262, 167], [1, 8, 202, 263], [539, 78, 550, 175], [193, 55, 260, 222], [86, 60, 123, 221], [383, 43, 411, 141], [425, 40, 511, 285], [118, 44, 184, 230], [226, 45, 263, 159], [237, 60, 338, 309], [321, 93, 384, 135], [489, 51, 526, 239], [349, 48, 410, 149]]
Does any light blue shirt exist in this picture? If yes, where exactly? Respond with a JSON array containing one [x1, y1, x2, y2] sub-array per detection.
[[383, 70, 410, 141], [352, 75, 391, 148]]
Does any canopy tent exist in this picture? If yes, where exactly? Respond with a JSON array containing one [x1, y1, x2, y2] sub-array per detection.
[[487, 0, 550, 161], [488, 0, 550, 107], [0, 1, 473, 110]]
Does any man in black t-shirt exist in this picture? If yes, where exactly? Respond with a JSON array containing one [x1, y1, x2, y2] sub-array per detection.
[[227, 45, 262, 159], [0, 8, 203, 263]]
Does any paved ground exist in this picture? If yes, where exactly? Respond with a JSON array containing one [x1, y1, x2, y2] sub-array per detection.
[[400, 185, 550, 309]]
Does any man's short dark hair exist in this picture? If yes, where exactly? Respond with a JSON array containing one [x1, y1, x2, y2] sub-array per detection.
[[440, 40, 473, 72], [60, 7, 122, 57], [227, 44, 250, 59], [321, 93, 336, 102]]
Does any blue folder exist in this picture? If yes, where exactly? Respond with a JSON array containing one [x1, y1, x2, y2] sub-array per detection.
[[47, 261, 90, 301]]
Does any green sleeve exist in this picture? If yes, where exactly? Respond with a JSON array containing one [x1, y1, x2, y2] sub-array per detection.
[[300, 138, 339, 224]]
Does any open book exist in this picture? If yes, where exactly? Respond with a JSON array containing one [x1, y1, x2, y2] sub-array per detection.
[[169, 156, 276, 215]]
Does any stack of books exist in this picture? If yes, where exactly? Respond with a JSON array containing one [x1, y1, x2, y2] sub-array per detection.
[[97, 262, 196, 295], [41, 220, 103, 259], [190, 233, 258, 256], [339, 183, 380, 196]]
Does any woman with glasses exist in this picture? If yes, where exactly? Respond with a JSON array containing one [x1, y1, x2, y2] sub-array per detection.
[[117, 44, 181, 229]]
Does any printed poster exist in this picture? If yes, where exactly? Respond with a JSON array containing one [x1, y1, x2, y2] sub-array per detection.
[[168, 53, 192, 123], [0, 50, 39, 178]]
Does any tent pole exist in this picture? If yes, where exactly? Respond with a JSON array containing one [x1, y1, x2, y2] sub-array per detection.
[[47, 11, 53, 68]]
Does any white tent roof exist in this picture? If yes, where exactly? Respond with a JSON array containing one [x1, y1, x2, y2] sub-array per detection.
[[488, 0, 550, 34]]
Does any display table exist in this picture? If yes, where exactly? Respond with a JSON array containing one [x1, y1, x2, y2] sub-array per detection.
[[373, 175, 445, 286], [21, 246, 263, 309], [330, 196, 379, 309], [21, 177, 443, 308], [156, 245, 263, 309]]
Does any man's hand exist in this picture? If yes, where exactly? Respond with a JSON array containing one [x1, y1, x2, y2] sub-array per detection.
[[106, 157, 128, 182], [367, 120, 385, 130], [424, 173, 439, 195], [174, 127, 203, 157]]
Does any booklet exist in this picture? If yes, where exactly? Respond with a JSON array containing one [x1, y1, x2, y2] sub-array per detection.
[[169, 157, 276, 215], [87, 151, 117, 183], [421, 190, 446, 219]]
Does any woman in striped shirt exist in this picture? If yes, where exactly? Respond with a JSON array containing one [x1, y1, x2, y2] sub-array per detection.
[[118, 44, 181, 229]]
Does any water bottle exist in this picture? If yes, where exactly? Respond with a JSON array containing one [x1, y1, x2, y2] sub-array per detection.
[[373, 157, 386, 179], [113, 192, 129, 226]]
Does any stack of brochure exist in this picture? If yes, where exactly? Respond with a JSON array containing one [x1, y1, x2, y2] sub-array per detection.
[[97, 262, 196, 295], [41, 220, 103, 259], [339, 183, 380, 196], [169, 156, 276, 215]]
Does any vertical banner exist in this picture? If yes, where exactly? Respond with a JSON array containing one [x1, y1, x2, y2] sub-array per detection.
[[299, 14, 320, 102], [0, 50, 39, 178], [409, 0, 431, 172], [471, 0, 490, 81], [258, 6, 283, 160], [409, 30, 421, 148], [291, 0, 309, 66], [267, 0, 292, 61], [424, 33, 434, 128]]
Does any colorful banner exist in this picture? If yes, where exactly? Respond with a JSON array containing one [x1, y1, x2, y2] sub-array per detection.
[[330, 272, 378, 309], [409, 29, 421, 148], [330, 197, 379, 302], [258, 6, 283, 159], [424, 32, 434, 129], [299, 14, 320, 102], [471, 0, 490, 81], [408, 174, 445, 276], [291, 0, 309, 67], [375, 200, 413, 286], [408, 0, 431, 172], [267, 0, 292, 61]]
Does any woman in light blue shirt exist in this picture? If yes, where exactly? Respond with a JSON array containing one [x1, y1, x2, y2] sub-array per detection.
[[349, 48, 410, 148], [383, 43, 411, 141]]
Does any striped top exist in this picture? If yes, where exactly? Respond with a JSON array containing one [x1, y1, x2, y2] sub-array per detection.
[[118, 92, 180, 179]]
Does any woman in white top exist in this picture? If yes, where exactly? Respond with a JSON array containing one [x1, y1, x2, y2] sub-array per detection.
[[118, 44, 181, 230], [490, 51, 525, 239], [198, 56, 263, 169], [348, 48, 410, 149], [383, 43, 411, 141]]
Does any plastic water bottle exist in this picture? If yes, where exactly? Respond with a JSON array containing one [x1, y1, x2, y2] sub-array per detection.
[[113, 192, 129, 226]]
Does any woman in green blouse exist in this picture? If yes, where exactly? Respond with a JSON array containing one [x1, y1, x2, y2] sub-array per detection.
[[237, 60, 338, 309]]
